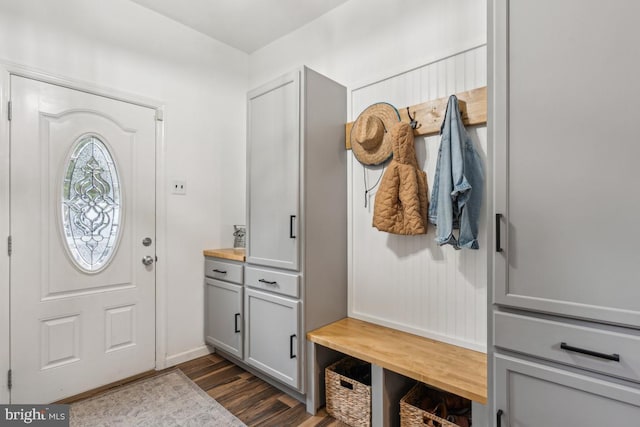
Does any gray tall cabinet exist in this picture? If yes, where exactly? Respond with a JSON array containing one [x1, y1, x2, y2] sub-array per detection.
[[490, 0, 640, 425], [245, 67, 347, 395]]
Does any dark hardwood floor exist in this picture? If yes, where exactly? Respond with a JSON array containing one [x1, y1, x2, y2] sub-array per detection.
[[61, 353, 347, 426]]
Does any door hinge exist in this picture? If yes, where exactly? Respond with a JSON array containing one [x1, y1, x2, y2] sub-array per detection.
[[7, 235, 11, 256], [7, 101, 11, 121], [7, 369, 12, 390], [155, 109, 164, 121]]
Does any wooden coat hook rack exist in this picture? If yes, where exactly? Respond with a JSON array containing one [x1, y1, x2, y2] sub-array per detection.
[[345, 86, 487, 150]]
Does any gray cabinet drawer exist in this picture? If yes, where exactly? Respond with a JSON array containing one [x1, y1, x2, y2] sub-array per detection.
[[204, 258, 243, 284], [495, 311, 640, 383], [245, 266, 299, 298], [495, 353, 640, 427]]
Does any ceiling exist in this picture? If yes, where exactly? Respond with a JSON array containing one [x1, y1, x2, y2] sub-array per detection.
[[130, 0, 350, 53]]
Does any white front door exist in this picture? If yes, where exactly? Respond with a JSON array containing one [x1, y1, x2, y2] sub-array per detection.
[[9, 75, 157, 403]]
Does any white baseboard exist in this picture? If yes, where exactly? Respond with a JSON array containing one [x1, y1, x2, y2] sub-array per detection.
[[163, 345, 213, 368]]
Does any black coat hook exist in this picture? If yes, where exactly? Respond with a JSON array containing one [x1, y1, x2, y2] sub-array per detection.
[[407, 107, 420, 129]]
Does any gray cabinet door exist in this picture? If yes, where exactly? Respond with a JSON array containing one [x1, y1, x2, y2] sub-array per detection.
[[205, 278, 243, 358], [246, 70, 300, 271], [494, 354, 640, 427], [492, 0, 640, 327], [244, 288, 301, 390]]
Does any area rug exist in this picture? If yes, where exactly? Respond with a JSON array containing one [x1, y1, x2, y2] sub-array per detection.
[[70, 369, 246, 426]]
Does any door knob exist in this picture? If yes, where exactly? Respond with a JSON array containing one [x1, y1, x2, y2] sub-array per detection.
[[142, 256, 154, 266]]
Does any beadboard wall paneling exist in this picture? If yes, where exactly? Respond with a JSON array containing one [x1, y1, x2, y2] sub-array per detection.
[[348, 46, 488, 352]]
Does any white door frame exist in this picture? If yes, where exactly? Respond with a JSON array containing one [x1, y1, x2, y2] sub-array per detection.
[[0, 60, 169, 403], [0, 65, 10, 405]]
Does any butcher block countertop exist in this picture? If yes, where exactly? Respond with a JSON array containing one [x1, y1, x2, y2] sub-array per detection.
[[202, 248, 245, 262], [307, 317, 487, 404]]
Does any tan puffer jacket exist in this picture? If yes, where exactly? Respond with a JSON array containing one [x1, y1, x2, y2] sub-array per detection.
[[372, 122, 428, 235]]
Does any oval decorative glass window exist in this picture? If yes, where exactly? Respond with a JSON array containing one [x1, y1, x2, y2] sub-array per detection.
[[61, 135, 121, 272]]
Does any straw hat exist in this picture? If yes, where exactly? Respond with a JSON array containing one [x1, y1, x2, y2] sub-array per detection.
[[351, 103, 400, 165]]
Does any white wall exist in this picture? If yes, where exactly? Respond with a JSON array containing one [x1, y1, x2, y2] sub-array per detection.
[[249, 0, 486, 92], [0, 0, 249, 380], [249, 0, 488, 350]]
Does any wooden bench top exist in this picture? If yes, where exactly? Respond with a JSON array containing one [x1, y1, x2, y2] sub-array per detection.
[[307, 317, 487, 404], [202, 248, 245, 262]]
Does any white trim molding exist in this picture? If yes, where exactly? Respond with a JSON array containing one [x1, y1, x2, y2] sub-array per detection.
[[0, 65, 11, 405], [165, 346, 213, 368]]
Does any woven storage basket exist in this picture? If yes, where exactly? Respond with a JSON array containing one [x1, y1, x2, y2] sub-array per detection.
[[325, 357, 372, 427], [400, 383, 472, 427]]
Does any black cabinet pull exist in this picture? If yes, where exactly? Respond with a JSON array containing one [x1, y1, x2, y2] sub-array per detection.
[[497, 409, 503, 427], [289, 334, 296, 359], [213, 269, 227, 274], [258, 279, 277, 285], [234, 313, 241, 333], [289, 215, 296, 238], [560, 342, 620, 362], [496, 213, 503, 253]]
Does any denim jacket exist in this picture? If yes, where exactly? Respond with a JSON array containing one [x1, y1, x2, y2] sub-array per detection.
[[428, 95, 484, 249]]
